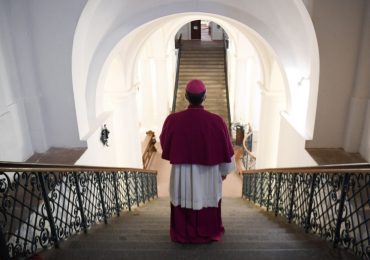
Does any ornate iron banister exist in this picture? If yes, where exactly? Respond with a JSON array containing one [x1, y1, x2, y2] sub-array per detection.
[[172, 34, 183, 113], [0, 162, 158, 259], [223, 34, 232, 132], [242, 164, 370, 259]]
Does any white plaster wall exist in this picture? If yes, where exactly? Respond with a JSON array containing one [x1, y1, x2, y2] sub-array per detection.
[[307, 0, 366, 148], [26, 0, 87, 148], [277, 113, 317, 167], [359, 101, 370, 161], [228, 31, 262, 130], [0, 2, 35, 161], [76, 113, 117, 166], [0, 0, 87, 162], [176, 24, 191, 40], [3, 2, 49, 154], [210, 21, 224, 40], [256, 61, 286, 168], [344, 2, 370, 162]]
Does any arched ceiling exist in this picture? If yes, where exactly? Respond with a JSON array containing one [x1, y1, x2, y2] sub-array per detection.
[[72, 0, 319, 139]]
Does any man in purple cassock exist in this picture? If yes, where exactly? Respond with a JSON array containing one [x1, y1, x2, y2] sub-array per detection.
[[160, 79, 235, 243]]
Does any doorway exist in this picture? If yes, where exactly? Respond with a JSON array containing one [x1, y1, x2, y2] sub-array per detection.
[[191, 20, 201, 39]]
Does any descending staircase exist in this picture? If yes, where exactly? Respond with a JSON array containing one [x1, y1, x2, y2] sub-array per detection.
[[175, 41, 230, 127], [41, 198, 354, 259]]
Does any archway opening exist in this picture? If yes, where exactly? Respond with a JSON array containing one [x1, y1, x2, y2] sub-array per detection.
[[72, 2, 319, 169]]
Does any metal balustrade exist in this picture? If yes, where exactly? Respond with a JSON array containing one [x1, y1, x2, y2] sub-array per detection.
[[0, 162, 157, 259], [242, 166, 370, 259]]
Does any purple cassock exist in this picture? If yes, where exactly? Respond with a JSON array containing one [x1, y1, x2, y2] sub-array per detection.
[[160, 101, 234, 243]]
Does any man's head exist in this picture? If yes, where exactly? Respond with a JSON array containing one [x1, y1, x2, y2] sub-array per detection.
[[185, 79, 206, 105]]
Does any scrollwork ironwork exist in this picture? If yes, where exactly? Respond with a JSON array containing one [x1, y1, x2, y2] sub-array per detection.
[[0, 165, 158, 259], [242, 169, 369, 259]]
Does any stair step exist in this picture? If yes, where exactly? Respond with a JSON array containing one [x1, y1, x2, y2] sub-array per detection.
[[180, 64, 225, 69], [40, 198, 356, 259]]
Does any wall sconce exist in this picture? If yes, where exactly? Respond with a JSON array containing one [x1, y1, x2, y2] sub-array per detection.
[[100, 124, 110, 147], [298, 76, 309, 86]]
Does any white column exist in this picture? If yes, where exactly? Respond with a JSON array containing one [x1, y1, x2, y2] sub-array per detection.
[[256, 87, 285, 168], [233, 57, 249, 124], [112, 93, 142, 168], [152, 57, 171, 131], [140, 59, 156, 131]]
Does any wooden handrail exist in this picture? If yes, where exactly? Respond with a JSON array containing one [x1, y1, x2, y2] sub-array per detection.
[[142, 130, 157, 169], [242, 163, 370, 174], [0, 161, 157, 174]]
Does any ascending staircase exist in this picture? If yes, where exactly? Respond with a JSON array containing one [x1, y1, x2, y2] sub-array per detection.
[[41, 198, 353, 259], [175, 41, 230, 126]]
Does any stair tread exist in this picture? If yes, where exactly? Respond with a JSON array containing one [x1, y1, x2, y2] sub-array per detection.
[[40, 198, 355, 260]]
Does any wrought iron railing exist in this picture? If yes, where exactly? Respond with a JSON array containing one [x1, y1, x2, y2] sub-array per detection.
[[0, 162, 158, 259], [242, 165, 370, 259], [172, 33, 183, 112]]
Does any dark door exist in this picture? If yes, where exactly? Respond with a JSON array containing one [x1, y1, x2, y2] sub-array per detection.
[[191, 20, 201, 40]]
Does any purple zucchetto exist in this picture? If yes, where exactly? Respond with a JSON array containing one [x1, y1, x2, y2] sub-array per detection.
[[186, 79, 206, 94]]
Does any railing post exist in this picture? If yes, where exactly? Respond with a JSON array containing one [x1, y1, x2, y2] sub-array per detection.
[[113, 173, 120, 216], [242, 174, 246, 198], [334, 173, 350, 248], [253, 173, 258, 203], [259, 172, 264, 206], [152, 174, 156, 199], [96, 172, 108, 224], [0, 226, 10, 260], [288, 174, 297, 223], [124, 172, 132, 211], [274, 173, 282, 216], [73, 172, 88, 233], [148, 174, 152, 200], [267, 172, 272, 211], [140, 173, 145, 204], [154, 174, 158, 198], [37, 172, 59, 248], [146, 173, 150, 201], [134, 173, 140, 207], [304, 173, 317, 233]]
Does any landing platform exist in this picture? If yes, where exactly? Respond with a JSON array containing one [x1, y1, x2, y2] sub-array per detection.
[[306, 148, 367, 165]]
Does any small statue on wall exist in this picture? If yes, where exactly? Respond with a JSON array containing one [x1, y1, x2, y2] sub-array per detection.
[[100, 124, 110, 147]]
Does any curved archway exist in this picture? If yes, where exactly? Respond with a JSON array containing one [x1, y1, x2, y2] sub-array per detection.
[[73, 1, 319, 168]]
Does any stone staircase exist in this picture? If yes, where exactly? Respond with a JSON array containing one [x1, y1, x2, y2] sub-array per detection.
[[175, 41, 230, 127], [40, 198, 354, 260]]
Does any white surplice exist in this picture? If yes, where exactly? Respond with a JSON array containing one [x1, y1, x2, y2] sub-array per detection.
[[170, 157, 235, 210]]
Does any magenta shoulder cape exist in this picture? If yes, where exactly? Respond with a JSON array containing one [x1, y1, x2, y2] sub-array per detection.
[[160, 106, 234, 165]]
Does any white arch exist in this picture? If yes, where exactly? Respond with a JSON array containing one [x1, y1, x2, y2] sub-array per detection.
[[72, 0, 319, 140]]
